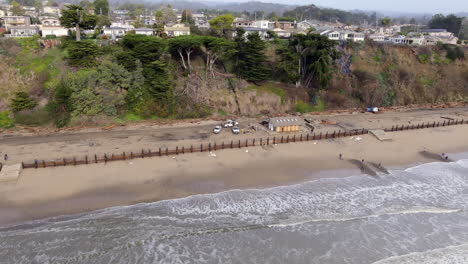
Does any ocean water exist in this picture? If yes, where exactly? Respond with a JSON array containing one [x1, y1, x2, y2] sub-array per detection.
[[1, 160, 468, 264]]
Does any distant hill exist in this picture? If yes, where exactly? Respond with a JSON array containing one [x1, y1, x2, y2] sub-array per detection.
[[212, 1, 296, 14], [283, 4, 373, 25]]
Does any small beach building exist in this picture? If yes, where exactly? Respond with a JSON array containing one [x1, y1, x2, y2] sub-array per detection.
[[268, 117, 302, 132]]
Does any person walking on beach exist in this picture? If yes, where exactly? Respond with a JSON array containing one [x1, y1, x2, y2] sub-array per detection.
[[339, 153, 342, 160], [4, 154, 7, 161]]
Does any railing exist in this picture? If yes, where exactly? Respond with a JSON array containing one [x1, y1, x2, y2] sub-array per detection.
[[20, 119, 467, 170]]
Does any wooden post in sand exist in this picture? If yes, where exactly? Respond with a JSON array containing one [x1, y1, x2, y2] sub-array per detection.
[[104, 154, 108, 163], [253, 138, 256, 146], [231, 140, 233, 149], [208, 143, 211, 152], [95, 154, 98, 163], [201, 144, 203, 152], [166, 148, 169, 156], [85, 155, 89, 164], [238, 140, 241, 148], [190, 145, 193, 153], [176, 146, 179, 155]]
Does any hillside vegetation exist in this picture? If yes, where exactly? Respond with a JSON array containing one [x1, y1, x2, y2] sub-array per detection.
[[0, 35, 467, 129]]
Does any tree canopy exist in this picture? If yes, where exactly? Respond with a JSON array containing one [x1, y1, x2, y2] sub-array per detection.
[[237, 33, 270, 82], [428, 14, 463, 35], [209, 14, 234, 38], [94, 0, 109, 16], [60, 4, 97, 41]]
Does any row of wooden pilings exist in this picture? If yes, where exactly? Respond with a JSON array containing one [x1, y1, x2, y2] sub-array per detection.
[[21, 119, 467, 169]]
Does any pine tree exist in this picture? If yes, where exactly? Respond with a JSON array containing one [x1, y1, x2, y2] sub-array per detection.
[[238, 33, 270, 82]]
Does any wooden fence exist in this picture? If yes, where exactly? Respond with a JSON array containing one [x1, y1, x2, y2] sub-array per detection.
[[21, 119, 467, 169]]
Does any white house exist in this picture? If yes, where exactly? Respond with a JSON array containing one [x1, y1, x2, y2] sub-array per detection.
[[110, 22, 134, 31], [320, 30, 341, 40], [8, 25, 39, 37], [0, 9, 6, 17], [134, 27, 154, 35], [42, 6, 61, 17], [238, 27, 269, 40], [40, 17, 60, 26], [252, 20, 271, 29], [103, 27, 126, 38], [40, 26, 68, 37], [368, 33, 386, 42], [164, 23, 190, 37], [343, 31, 365, 41]]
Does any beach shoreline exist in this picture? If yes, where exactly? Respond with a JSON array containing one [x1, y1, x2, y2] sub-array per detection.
[[1, 125, 468, 226]]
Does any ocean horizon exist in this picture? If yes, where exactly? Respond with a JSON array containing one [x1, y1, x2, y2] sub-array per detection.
[[1, 159, 468, 264]]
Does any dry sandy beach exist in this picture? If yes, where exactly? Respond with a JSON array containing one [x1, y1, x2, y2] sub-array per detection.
[[1, 124, 468, 225]]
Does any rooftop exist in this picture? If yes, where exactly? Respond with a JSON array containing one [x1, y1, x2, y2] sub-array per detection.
[[269, 117, 302, 127]]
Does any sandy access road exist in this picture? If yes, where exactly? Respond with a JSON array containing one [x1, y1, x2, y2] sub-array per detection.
[[0, 106, 467, 165]]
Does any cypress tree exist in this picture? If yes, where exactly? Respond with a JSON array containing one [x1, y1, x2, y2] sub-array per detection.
[[238, 33, 270, 82]]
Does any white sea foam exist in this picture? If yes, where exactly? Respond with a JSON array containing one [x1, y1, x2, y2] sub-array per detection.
[[1, 159, 468, 264], [373, 243, 468, 264]]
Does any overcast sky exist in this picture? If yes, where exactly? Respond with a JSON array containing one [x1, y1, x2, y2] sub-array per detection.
[[225, 0, 468, 14]]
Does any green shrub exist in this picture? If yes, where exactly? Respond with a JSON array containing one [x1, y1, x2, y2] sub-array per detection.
[[0, 111, 13, 128], [66, 40, 99, 67], [124, 113, 143, 122], [13, 108, 53, 126], [295, 99, 326, 113], [10, 92, 37, 112], [418, 54, 430, 64]]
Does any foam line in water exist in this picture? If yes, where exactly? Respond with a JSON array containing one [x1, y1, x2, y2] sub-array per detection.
[[267, 207, 462, 227], [372, 242, 468, 264]]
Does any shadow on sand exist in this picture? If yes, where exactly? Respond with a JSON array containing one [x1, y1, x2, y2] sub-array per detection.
[[348, 159, 378, 178], [419, 151, 453, 162]]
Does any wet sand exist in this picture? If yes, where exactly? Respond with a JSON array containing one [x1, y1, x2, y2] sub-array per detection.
[[1, 125, 468, 225]]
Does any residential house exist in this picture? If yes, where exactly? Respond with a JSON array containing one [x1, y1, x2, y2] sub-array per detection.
[[110, 22, 134, 31], [164, 23, 190, 37], [8, 25, 39, 37], [320, 30, 341, 40], [2, 16, 30, 31], [134, 27, 154, 35], [296, 20, 315, 31], [40, 17, 60, 26], [234, 20, 254, 28], [272, 20, 295, 30], [0, 9, 6, 17], [271, 27, 292, 38], [368, 33, 386, 42], [103, 27, 126, 38], [268, 117, 302, 133], [237, 27, 270, 40], [40, 26, 68, 37], [342, 31, 365, 41], [252, 20, 270, 29], [320, 29, 364, 41], [42, 6, 61, 17]]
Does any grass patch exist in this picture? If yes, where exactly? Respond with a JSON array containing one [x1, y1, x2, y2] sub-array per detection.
[[246, 82, 287, 103], [217, 109, 228, 116], [418, 54, 430, 64], [0, 111, 13, 128], [124, 112, 143, 122], [295, 99, 326, 113]]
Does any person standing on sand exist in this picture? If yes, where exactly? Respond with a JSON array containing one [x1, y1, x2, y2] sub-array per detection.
[[339, 153, 342, 160], [4, 154, 7, 161]]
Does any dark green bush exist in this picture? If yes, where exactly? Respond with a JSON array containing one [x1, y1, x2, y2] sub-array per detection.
[[10, 92, 37, 112]]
